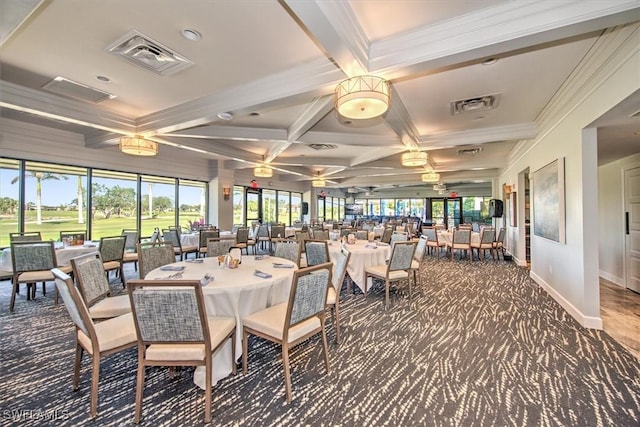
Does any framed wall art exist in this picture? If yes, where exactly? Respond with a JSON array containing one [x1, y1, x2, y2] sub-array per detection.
[[532, 157, 565, 243]]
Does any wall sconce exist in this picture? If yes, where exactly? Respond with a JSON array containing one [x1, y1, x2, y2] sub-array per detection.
[[223, 186, 231, 200]]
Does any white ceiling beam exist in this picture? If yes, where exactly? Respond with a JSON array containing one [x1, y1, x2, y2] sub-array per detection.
[[420, 123, 538, 149], [383, 84, 421, 150], [162, 125, 288, 142]]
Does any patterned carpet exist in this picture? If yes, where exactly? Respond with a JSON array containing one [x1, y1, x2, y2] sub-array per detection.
[[1, 257, 639, 426]]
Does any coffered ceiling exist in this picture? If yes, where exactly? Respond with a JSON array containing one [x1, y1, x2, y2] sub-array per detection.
[[1, 0, 639, 194]]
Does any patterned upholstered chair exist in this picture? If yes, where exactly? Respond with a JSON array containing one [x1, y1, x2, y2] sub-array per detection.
[[380, 228, 393, 244], [234, 227, 252, 255], [10, 240, 65, 311], [390, 232, 409, 246], [206, 237, 235, 258], [162, 229, 197, 261], [71, 252, 131, 320], [254, 224, 270, 253], [364, 240, 417, 308], [99, 236, 126, 286], [304, 240, 330, 267], [9, 232, 42, 243], [326, 247, 351, 343], [312, 229, 329, 241], [274, 240, 301, 267], [410, 235, 428, 287], [136, 242, 176, 279], [121, 229, 140, 271], [127, 280, 236, 423], [494, 227, 506, 260], [59, 231, 87, 243], [242, 263, 332, 403], [423, 227, 445, 258], [355, 230, 368, 240], [446, 229, 472, 261], [198, 230, 220, 257], [52, 269, 137, 418], [471, 227, 496, 260], [269, 225, 286, 253]]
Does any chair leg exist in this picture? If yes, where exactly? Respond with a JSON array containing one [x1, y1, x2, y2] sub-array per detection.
[[90, 353, 100, 417], [320, 318, 330, 373], [73, 344, 83, 391], [230, 333, 237, 375], [333, 302, 340, 344], [385, 279, 390, 308], [242, 329, 249, 374], [10, 282, 18, 312], [134, 348, 146, 423], [205, 353, 212, 423], [282, 344, 292, 403]]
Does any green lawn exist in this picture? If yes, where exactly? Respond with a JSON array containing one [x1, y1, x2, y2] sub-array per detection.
[[0, 211, 202, 247]]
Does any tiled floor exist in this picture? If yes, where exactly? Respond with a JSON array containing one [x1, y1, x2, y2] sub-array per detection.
[[600, 279, 640, 360]]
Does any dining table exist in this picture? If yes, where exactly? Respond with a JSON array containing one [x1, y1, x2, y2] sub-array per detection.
[[437, 231, 481, 247], [326, 240, 391, 293], [144, 254, 298, 389], [0, 241, 100, 272]]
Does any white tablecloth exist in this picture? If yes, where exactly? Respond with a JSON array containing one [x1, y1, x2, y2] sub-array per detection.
[[180, 232, 199, 247], [438, 231, 481, 247], [145, 255, 297, 389], [0, 242, 100, 272], [326, 240, 390, 293]]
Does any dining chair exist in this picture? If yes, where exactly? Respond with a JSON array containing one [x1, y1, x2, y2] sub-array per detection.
[[312, 229, 329, 241], [234, 227, 252, 255], [59, 231, 87, 244], [52, 269, 137, 418], [9, 232, 42, 243], [254, 224, 270, 252], [198, 230, 220, 257], [423, 227, 446, 258], [390, 232, 408, 246], [136, 241, 176, 279], [447, 229, 472, 261], [206, 237, 235, 258], [304, 239, 330, 267], [127, 280, 236, 423], [10, 240, 69, 311], [364, 240, 417, 308], [471, 227, 496, 260], [242, 262, 332, 403], [121, 229, 140, 271], [327, 247, 351, 344], [269, 225, 286, 253], [355, 230, 368, 240], [148, 227, 161, 243], [162, 228, 197, 261], [71, 252, 131, 320], [99, 236, 127, 287], [380, 228, 393, 244], [494, 227, 506, 260], [274, 240, 301, 266], [410, 235, 428, 287]]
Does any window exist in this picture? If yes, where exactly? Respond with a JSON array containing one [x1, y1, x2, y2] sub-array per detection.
[[262, 189, 277, 224], [140, 175, 175, 237], [0, 159, 20, 247], [462, 196, 492, 224], [179, 179, 207, 230], [410, 198, 425, 218], [91, 170, 137, 239], [233, 186, 245, 225], [290, 193, 301, 224], [277, 191, 290, 225]]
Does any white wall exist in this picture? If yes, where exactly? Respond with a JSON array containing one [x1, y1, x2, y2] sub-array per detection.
[[499, 23, 640, 329], [598, 153, 640, 286]]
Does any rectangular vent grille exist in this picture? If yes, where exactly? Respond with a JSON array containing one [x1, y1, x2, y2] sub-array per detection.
[[42, 76, 115, 103], [106, 30, 192, 76], [451, 94, 500, 115]]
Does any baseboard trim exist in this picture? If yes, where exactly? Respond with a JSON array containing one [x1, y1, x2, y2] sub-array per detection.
[[598, 270, 624, 287], [530, 271, 603, 330]]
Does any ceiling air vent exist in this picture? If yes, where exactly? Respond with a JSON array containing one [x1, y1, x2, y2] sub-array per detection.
[[450, 94, 500, 115], [106, 30, 193, 76], [308, 143, 338, 150], [42, 76, 115, 103]]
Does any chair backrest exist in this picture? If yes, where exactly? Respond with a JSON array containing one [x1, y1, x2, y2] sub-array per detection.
[[472, 222, 480, 233], [235, 227, 249, 244], [11, 240, 56, 273], [207, 238, 235, 258], [255, 224, 269, 239], [137, 241, 176, 278], [390, 232, 408, 246], [304, 240, 330, 267], [380, 228, 393, 244], [286, 263, 332, 332], [9, 232, 42, 243], [422, 227, 437, 242], [274, 241, 301, 266], [121, 229, 140, 252], [388, 241, 417, 272], [127, 280, 209, 348], [355, 230, 368, 240], [199, 230, 220, 249], [332, 247, 351, 291], [60, 231, 87, 244], [480, 228, 496, 244], [452, 229, 472, 245], [271, 225, 286, 239], [312, 229, 329, 240], [52, 268, 97, 348], [162, 229, 181, 248], [458, 224, 472, 230], [99, 236, 126, 263], [496, 227, 505, 244], [71, 252, 111, 306], [339, 228, 352, 238], [414, 235, 428, 262]]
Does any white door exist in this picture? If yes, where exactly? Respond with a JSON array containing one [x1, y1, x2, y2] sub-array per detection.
[[624, 167, 640, 292]]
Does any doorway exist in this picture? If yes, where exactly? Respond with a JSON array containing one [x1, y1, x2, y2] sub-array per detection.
[[624, 166, 640, 293]]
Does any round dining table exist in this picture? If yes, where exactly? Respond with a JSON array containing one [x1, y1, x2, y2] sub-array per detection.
[[326, 240, 391, 293], [145, 255, 298, 389], [0, 241, 100, 272]]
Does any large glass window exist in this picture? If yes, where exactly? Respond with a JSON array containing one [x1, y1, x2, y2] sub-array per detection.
[[262, 189, 277, 224], [431, 199, 445, 225], [91, 170, 137, 239], [381, 199, 394, 216], [410, 198, 425, 218], [233, 186, 244, 225], [317, 198, 325, 222], [369, 199, 381, 216], [332, 198, 339, 220], [246, 189, 260, 226], [0, 159, 20, 247], [277, 191, 290, 225], [462, 196, 491, 224], [179, 179, 206, 230], [354, 198, 368, 216], [140, 175, 175, 236], [290, 193, 301, 224]]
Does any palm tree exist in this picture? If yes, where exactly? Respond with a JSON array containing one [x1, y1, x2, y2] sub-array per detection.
[[12, 171, 68, 225], [77, 175, 84, 224]]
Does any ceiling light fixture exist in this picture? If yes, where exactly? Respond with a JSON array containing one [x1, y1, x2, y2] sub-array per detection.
[[254, 166, 272, 178], [401, 151, 428, 167], [311, 171, 326, 188], [421, 172, 440, 182], [181, 29, 201, 41], [119, 136, 158, 156], [217, 112, 233, 120], [335, 75, 390, 119]]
